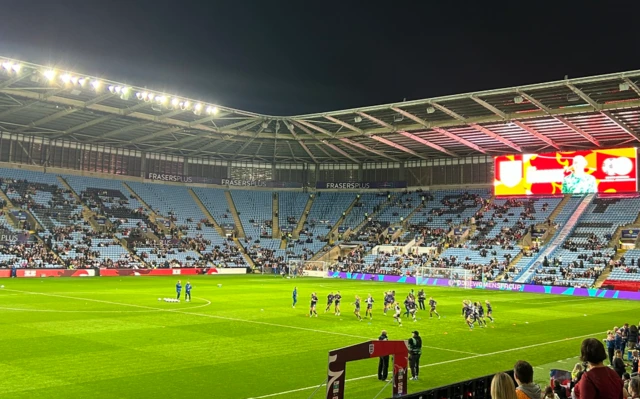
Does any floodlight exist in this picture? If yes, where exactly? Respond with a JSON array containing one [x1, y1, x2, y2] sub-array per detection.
[[108, 85, 116, 93], [620, 83, 630, 91], [61, 74, 72, 84], [78, 78, 86, 86], [393, 115, 404, 122], [2, 62, 12, 71], [11, 64, 21, 73], [70, 76, 78, 85], [354, 115, 362, 123], [193, 103, 203, 115], [114, 86, 122, 94], [171, 98, 180, 107], [426, 106, 435, 114], [91, 80, 101, 90], [147, 93, 156, 102], [43, 70, 56, 81], [181, 101, 191, 110], [206, 106, 218, 115], [261, 121, 269, 129], [513, 96, 523, 104]]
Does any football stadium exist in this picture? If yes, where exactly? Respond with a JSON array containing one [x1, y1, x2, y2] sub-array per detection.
[[1, 57, 640, 399]]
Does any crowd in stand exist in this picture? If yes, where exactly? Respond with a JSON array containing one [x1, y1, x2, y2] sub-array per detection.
[[489, 329, 640, 398]]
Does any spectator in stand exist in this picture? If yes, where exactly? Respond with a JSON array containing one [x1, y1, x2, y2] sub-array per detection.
[[544, 386, 559, 399], [629, 376, 640, 399], [612, 349, 627, 378], [629, 325, 639, 351], [606, 330, 616, 365], [574, 338, 623, 399], [491, 372, 517, 399], [514, 360, 542, 399]]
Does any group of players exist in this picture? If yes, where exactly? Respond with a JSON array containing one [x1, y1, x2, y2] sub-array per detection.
[[462, 299, 495, 330], [295, 288, 493, 328]]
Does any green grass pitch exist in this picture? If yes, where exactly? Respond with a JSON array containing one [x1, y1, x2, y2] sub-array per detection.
[[0, 275, 632, 399]]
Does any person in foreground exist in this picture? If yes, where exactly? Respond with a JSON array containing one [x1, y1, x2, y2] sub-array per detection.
[[574, 337, 623, 399], [514, 360, 541, 399], [491, 372, 517, 399]]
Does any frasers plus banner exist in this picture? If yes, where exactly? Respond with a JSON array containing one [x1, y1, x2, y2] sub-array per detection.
[[146, 173, 301, 188], [316, 181, 408, 190], [494, 148, 638, 196]]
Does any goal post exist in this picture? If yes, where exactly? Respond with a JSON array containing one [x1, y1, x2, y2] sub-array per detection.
[[415, 266, 478, 288], [286, 260, 327, 278]]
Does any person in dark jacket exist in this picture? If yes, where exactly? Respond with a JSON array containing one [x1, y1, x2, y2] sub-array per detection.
[[613, 349, 627, 378], [408, 331, 422, 381], [606, 330, 616, 365], [629, 325, 639, 351], [378, 330, 389, 381]]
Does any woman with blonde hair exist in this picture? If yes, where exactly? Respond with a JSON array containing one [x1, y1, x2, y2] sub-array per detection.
[[491, 372, 517, 399]]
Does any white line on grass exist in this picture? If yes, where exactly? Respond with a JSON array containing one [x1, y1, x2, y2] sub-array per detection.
[[248, 330, 605, 399], [0, 297, 212, 313], [4, 289, 475, 356]]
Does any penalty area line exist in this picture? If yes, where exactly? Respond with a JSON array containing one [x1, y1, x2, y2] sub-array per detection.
[[248, 330, 606, 399]]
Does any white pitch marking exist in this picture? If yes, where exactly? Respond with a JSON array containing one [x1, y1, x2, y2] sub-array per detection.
[[248, 330, 606, 399], [0, 297, 212, 313], [3, 289, 476, 356]]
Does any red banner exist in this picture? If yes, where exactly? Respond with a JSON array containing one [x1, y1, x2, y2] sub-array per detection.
[[17, 269, 95, 278], [494, 148, 637, 196]]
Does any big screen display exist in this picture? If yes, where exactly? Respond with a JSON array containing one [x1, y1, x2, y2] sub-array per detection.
[[494, 148, 637, 196]]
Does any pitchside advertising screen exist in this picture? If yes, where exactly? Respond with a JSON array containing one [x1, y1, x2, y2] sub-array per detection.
[[494, 148, 638, 196]]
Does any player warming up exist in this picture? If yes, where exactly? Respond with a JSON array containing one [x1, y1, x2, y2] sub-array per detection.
[[462, 300, 475, 330], [365, 294, 374, 320], [309, 293, 318, 317], [476, 301, 487, 327], [185, 281, 192, 302], [292, 287, 298, 308], [325, 292, 334, 313], [175, 280, 182, 300], [407, 297, 418, 322], [393, 302, 403, 326], [353, 295, 363, 321], [485, 300, 494, 322], [334, 291, 342, 316], [429, 297, 440, 319], [418, 289, 426, 310]]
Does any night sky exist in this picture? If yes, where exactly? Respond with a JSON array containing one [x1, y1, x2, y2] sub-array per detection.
[[1, 1, 639, 116]]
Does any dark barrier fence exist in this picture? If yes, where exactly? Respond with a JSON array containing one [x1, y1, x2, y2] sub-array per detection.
[[390, 370, 515, 399]]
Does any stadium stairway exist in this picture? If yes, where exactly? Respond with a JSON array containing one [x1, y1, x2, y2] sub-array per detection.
[[187, 189, 227, 237], [122, 182, 171, 237], [325, 195, 359, 242], [0, 188, 44, 232], [272, 192, 279, 238], [515, 194, 595, 283], [224, 191, 246, 238], [548, 194, 572, 222], [57, 176, 114, 232], [293, 193, 314, 238]]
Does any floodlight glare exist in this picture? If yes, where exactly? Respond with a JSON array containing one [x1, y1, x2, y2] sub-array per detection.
[[114, 86, 122, 94], [108, 85, 116, 93], [61, 74, 72, 84], [2, 62, 12, 71], [78, 78, 86, 86], [70, 76, 78, 85], [11, 64, 21, 73], [91, 80, 101, 90], [43, 70, 56, 81], [195, 103, 203, 111], [171, 98, 180, 107]]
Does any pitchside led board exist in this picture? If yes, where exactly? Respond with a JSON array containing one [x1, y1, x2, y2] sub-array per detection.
[[494, 148, 638, 196]]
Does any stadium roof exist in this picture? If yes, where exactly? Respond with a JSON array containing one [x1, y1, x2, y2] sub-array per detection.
[[1, 57, 640, 164]]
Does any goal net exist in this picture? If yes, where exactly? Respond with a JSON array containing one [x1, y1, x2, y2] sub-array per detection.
[[286, 260, 327, 278], [415, 266, 476, 288]]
